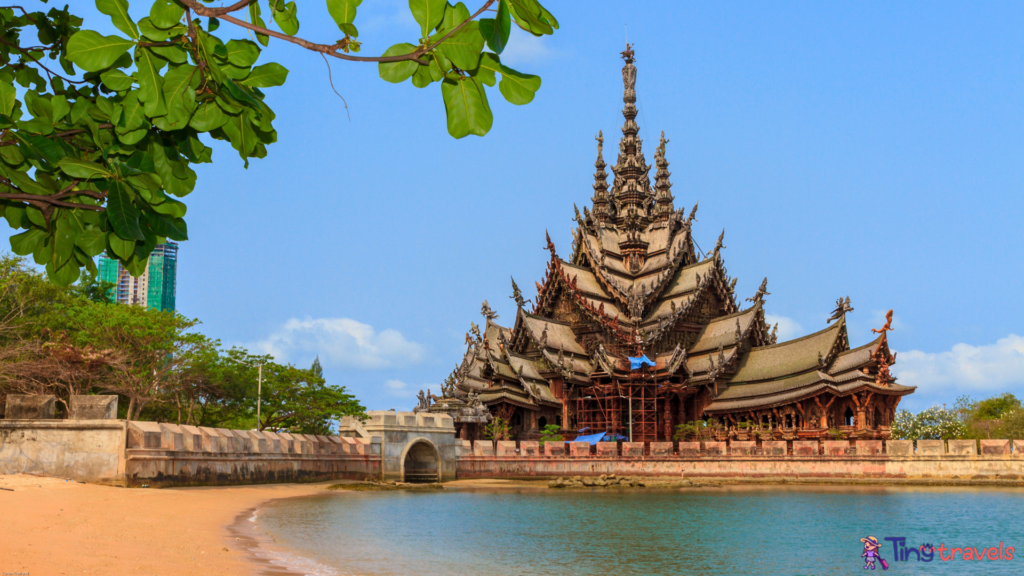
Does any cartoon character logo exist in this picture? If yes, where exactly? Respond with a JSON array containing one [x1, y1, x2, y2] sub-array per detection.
[[860, 536, 889, 570]]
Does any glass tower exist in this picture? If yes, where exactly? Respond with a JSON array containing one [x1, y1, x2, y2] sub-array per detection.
[[97, 242, 178, 312]]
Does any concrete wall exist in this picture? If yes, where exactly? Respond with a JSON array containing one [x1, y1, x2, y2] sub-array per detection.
[[0, 420, 127, 484], [0, 419, 381, 487], [456, 439, 1024, 481], [123, 422, 381, 487]]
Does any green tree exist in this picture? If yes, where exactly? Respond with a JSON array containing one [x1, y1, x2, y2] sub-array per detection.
[[484, 415, 511, 441], [0, 1, 558, 285]]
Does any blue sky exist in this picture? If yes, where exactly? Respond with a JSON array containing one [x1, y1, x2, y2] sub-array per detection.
[[12, 1, 1024, 412]]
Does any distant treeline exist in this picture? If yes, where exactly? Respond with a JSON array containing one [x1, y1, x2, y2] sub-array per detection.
[[892, 394, 1024, 441], [0, 254, 364, 434]]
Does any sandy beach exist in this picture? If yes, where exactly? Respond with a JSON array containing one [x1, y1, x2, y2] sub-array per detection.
[[0, 474, 334, 576]]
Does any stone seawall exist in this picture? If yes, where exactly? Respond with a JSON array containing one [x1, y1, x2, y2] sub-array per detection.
[[455, 439, 1024, 481], [0, 419, 127, 484], [0, 420, 381, 487], [123, 422, 382, 487]]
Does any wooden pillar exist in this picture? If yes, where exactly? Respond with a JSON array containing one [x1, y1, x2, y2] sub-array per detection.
[[663, 397, 672, 441]]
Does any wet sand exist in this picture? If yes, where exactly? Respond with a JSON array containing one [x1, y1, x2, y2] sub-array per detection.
[[0, 474, 335, 576]]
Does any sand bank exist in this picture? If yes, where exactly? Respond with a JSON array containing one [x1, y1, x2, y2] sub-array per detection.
[[0, 473, 336, 576]]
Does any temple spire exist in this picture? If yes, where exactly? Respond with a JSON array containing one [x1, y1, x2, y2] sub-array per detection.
[[591, 131, 610, 221], [654, 131, 674, 219], [611, 44, 652, 219]]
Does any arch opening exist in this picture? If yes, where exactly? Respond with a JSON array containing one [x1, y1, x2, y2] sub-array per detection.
[[403, 440, 440, 483]]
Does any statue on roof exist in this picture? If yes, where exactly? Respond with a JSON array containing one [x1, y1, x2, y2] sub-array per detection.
[[510, 277, 532, 309], [469, 322, 482, 343], [621, 44, 637, 99], [539, 324, 548, 348], [746, 277, 770, 304], [827, 296, 854, 324], [544, 230, 556, 258], [872, 309, 895, 339], [713, 229, 726, 255], [769, 323, 778, 345], [481, 300, 498, 320]]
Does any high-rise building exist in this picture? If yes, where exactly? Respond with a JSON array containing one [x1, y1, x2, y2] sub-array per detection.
[[97, 242, 178, 312]]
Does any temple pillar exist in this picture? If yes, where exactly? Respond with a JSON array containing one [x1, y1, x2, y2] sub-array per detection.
[[663, 398, 672, 441]]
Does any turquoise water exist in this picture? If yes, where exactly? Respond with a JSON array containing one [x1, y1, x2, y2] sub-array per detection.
[[257, 485, 1024, 575]]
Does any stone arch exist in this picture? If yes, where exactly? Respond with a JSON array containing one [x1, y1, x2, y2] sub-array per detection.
[[400, 437, 441, 483]]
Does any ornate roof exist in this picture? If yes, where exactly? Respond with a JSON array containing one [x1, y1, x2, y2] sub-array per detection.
[[447, 49, 913, 416]]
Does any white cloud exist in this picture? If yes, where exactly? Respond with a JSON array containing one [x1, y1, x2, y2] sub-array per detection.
[[251, 317, 425, 369], [764, 314, 805, 341], [384, 379, 417, 399], [495, 25, 556, 67], [893, 335, 1024, 398]]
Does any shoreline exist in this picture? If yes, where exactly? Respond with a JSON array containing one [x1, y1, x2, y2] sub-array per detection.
[[5, 474, 1024, 576]]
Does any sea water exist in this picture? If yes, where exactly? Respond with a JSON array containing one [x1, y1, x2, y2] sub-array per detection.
[[255, 485, 1024, 575]]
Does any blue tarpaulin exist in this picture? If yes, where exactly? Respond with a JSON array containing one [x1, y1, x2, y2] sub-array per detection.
[[628, 354, 656, 370], [573, 432, 629, 445]]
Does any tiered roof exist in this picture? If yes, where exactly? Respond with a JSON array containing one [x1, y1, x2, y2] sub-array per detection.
[[453, 47, 913, 415]]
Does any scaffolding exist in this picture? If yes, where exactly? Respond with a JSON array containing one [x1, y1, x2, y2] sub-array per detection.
[[623, 369, 659, 443], [574, 392, 622, 439]]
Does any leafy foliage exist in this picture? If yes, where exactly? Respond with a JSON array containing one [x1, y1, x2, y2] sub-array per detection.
[[484, 415, 511, 441], [0, 253, 363, 430], [538, 422, 561, 445], [891, 406, 967, 440], [0, 0, 557, 286]]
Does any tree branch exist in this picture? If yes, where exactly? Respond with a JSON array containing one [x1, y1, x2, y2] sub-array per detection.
[[179, 0, 496, 65], [0, 38, 87, 85]]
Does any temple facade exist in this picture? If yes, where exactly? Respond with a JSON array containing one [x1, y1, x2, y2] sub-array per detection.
[[443, 46, 914, 443]]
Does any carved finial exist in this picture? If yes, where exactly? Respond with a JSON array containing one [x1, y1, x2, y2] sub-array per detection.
[[510, 277, 531, 309], [827, 296, 854, 324], [714, 229, 726, 254], [770, 323, 778, 344], [746, 277, 770, 304], [871, 309, 895, 339], [470, 322, 482, 343], [544, 230, 556, 259], [481, 299, 498, 320], [687, 201, 699, 224]]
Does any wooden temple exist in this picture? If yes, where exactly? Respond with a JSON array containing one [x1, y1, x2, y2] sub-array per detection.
[[448, 46, 915, 443]]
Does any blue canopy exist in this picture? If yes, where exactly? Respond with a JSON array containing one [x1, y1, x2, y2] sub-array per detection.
[[573, 432, 629, 445], [628, 354, 656, 370]]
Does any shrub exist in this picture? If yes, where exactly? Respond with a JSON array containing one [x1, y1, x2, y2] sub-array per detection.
[[539, 423, 563, 446], [891, 406, 966, 440]]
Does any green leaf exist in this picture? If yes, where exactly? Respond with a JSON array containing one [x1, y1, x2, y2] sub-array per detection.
[[0, 80, 16, 116], [441, 77, 492, 138], [9, 228, 47, 256], [250, 1, 270, 47], [150, 0, 185, 29], [97, 0, 139, 40], [66, 31, 135, 72], [58, 158, 112, 179], [188, 101, 228, 131], [411, 58, 436, 88], [138, 17, 184, 42], [539, 4, 558, 29], [76, 228, 108, 257], [100, 68, 135, 91], [326, 0, 362, 36], [438, 2, 471, 32], [116, 91, 147, 132], [135, 48, 168, 117], [472, 52, 499, 87], [11, 132, 63, 169], [240, 63, 289, 88], [152, 196, 186, 218], [108, 233, 135, 260], [161, 63, 198, 128], [498, 64, 541, 105], [271, 0, 299, 36], [106, 181, 146, 241], [145, 212, 188, 241], [438, 21, 484, 70], [220, 111, 258, 160], [4, 205, 27, 229], [491, 0, 512, 53], [409, 0, 446, 37], [507, 0, 552, 36], [46, 259, 81, 287], [225, 39, 261, 68], [378, 43, 418, 84]]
